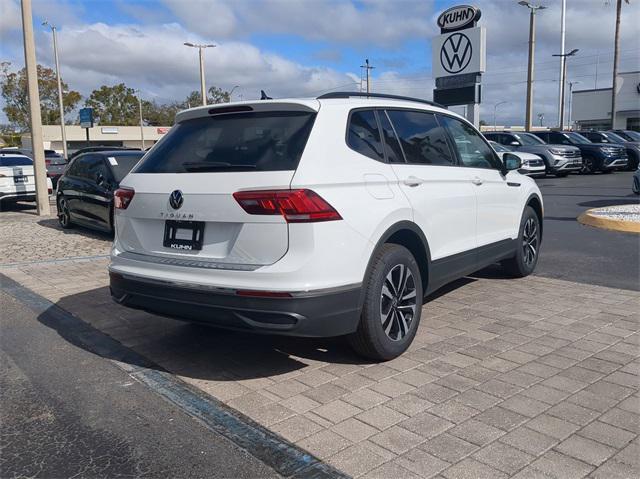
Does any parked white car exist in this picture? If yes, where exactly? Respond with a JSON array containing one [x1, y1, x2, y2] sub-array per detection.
[[0, 153, 53, 204], [109, 92, 543, 360], [489, 141, 546, 177]]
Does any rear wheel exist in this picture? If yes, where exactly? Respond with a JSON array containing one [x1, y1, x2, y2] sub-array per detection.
[[349, 244, 422, 361], [57, 195, 73, 229], [501, 206, 540, 278]]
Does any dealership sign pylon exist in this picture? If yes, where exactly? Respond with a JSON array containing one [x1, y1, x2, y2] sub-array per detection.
[[432, 4, 486, 127]]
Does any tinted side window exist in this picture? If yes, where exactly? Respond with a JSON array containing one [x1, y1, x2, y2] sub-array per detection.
[[386, 110, 455, 166], [378, 111, 405, 163], [347, 110, 384, 161], [68, 155, 94, 178], [550, 133, 571, 145], [439, 115, 501, 170], [505, 134, 519, 145]]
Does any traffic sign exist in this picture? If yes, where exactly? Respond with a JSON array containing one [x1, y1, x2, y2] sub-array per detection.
[[79, 108, 93, 129]]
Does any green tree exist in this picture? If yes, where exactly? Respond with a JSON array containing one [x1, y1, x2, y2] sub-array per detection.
[[0, 62, 82, 130], [141, 99, 181, 126], [208, 86, 230, 104], [85, 83, 138, 125]]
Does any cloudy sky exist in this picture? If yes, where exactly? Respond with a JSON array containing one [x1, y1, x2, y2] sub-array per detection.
[[1, 0, 638, 126]]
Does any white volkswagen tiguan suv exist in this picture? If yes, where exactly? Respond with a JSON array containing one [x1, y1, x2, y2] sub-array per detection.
[[109, 92, 543, 360]]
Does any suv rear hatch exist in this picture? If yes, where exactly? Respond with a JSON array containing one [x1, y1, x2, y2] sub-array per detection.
[[115, 101, 319, 268]]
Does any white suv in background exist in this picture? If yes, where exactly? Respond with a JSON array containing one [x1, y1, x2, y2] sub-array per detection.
[[109, 92, 543, 360]]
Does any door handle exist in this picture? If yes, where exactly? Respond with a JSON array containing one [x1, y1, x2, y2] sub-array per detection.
[[403, 176, 424, 187], [471, 177, 483, 186]]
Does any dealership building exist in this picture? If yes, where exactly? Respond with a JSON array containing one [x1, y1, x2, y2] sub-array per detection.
[[21, 125, 171, 154], [571, 71, 640, 131]]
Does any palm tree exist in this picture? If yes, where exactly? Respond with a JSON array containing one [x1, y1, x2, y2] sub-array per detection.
[[610, 0, 630, 128]]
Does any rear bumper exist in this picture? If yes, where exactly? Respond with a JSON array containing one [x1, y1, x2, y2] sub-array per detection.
[[109, 272, 362, 337], [0, 191, 36, 201]]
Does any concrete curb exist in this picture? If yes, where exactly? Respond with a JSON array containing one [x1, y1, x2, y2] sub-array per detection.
[[578, 208, 640, 234]]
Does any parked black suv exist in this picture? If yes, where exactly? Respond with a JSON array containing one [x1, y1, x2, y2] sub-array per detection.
[[580, 131, 639, 170], [483, 131, 582, 177], [531, 131, 628, 174]]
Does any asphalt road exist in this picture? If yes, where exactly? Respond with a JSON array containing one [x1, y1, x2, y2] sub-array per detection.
[[533, 170, 639, 291], [0, 291, 279, 479]]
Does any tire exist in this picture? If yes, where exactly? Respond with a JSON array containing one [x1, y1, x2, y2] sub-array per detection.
[[501, 206, 541, 278], [57, 195, 73, 229], [349, 244, 423, 361], [580, 157, 595, 174]]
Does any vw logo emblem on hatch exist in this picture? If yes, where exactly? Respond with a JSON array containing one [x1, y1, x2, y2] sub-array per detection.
[[169, 190, 184, 210], [440, 32, 473, 74]]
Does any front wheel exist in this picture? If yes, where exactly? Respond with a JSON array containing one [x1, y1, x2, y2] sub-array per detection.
[[349, 244, 423, 361], [501, 206, 540, 278], [57, 195, 73, 229], [580, 157, 596, 174]]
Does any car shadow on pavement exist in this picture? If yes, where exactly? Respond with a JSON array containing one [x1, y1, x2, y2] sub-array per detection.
[[579, 197, 640, 208], [37, 276, 478, 381], [37, 218, 113, 240]]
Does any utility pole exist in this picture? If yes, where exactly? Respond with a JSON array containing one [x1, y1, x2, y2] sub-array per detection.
[[360, 59, 375, 94], [519, 1, 546, 131], [493, 101, 508, 131], [557, 0, 566, 128], [553, 49, 579, 131], [136, 90, 145, 150], [567, 81, 581, 130], [610, 0, 626, 129], [42, 21, 68, 160], [21, 0, 50, 215], [184, 42, 215, 106], [538, 113, 545, 127]]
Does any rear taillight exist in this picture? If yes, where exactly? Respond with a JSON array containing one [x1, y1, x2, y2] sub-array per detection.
[[114, 187, 135, 210], [233, 189, 342, 223]]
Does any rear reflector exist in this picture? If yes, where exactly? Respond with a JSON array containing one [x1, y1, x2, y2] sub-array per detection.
[[236, 290, 292, 298], [233, 189, 341, 223], [114, 187, 135, 210]]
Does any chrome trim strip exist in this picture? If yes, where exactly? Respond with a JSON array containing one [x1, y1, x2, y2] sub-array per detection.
[[109, 269, 362, 298], [117, 250, 261, 271]]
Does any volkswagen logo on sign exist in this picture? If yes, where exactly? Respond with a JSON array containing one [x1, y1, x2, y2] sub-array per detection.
[[169, 190, 184, 210], [440, 33, 473, 74]]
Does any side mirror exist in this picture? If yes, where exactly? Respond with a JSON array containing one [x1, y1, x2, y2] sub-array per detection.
[[502, 153, 522, 175], [510, 141, 521, 147]]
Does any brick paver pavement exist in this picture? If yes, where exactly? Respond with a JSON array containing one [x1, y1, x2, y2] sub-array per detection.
[[1, 210, 638, 478]]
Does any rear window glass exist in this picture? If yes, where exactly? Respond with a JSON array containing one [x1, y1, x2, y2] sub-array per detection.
[[347, 110, 384, 161], [135, 111, 316, 173], [107, 153, 145, 182], [0, 156, 32, 167]]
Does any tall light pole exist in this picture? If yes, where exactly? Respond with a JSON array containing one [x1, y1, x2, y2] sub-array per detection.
[[229, 85, 239, 101], [184, 42, 215, 106], [360, 59, 375, 94], [519, 1, 546, 131], [42, 20, 68, 160], [493, 101, 508, 131], [538, 113, 545, 127], [567, 80, 581, 130], [556, 0, 566, 129], [552, 48, 579, 130], [22, 0, 50, 215], [135, 89, 145, 150]]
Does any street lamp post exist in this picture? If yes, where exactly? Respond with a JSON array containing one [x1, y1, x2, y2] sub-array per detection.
[[229, 85, 239, 101], [42, 20, 68, 160], [538, 113, 545, 127], [519, 1, 546, 131], [493, 101, 508, 131], [567, 80, 582, 130], [552, 48, 579, 129], [135, 90, 145, 150], [184, 42, 216, 106]]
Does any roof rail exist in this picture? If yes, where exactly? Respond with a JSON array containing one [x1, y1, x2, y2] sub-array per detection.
[[317, 91, 445, 109]]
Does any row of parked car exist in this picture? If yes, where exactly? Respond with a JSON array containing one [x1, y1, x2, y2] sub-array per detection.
[[483, 129, 639, 177]]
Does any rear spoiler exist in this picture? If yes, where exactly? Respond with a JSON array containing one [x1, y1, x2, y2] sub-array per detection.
[[176, 99, 320, 124]]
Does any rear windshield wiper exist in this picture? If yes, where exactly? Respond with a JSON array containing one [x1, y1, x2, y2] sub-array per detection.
[[183, 162, 257, 172]]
